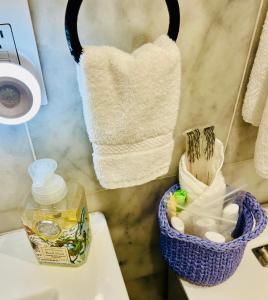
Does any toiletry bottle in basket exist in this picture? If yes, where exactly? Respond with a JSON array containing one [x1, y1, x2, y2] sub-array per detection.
[[221, 203, 239, 241], [21, 159, 91, 266]]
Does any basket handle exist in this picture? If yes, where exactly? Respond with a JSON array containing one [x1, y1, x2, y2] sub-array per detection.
[[242, 193, 267, 242]]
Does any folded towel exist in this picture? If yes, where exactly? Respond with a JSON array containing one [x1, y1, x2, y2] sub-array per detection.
[[178, 139, 226, 233], [77, 35, 181, 189], [242, 12, 268, 178]]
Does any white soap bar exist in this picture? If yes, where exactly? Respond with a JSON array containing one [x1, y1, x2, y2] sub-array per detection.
[[171, 217, 185, 233], [205, 231, 226, 243]]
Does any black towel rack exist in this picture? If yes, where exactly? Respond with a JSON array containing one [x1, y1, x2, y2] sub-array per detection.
[[65, 0, 180, 63]]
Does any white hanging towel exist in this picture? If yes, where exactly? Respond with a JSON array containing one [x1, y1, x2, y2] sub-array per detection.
[[77, 35, 181, 189], [242, 12, 268, 178], [178, 139, 226, 233]]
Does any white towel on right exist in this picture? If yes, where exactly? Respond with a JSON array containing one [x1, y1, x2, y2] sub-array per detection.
[[242, 12, 268, 178]]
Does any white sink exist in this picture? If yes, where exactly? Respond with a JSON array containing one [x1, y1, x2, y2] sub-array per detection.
[[16, 288, 58, 300], [0, 212, 129, 300], [179, 206, 268, 300]]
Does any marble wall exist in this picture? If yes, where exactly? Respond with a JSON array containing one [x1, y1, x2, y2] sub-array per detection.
[[0, 0, 265, 299], [223, 0, 268, 204]]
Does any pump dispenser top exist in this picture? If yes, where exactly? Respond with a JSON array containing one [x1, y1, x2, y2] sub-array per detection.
[[28, 158, 67, 205]]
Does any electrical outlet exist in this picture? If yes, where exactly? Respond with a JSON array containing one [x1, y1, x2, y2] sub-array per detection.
[[0, 23, 19, 64]]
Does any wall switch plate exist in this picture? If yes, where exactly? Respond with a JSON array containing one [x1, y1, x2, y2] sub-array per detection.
[[0, 0, 47, 105], [0, 24, 19, 64]]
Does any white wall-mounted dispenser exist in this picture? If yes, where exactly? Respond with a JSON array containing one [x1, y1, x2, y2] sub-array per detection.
[[0, 63, 41, 125], [0, 0, 47, 125]]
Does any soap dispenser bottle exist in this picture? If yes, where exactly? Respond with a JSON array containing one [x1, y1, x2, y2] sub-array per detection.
[[21, 159, 90, 267]]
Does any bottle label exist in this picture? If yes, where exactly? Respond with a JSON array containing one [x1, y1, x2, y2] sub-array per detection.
[[36, 246, 70, 264], [24, 207, 90, 266]]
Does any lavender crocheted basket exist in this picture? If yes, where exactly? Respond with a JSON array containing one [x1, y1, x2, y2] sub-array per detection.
[[158, 184, 267, 286]]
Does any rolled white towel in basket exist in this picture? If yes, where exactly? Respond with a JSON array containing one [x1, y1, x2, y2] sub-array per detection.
[[242, 12, 268, 178], [77, 35, 181, 189], [178, 139, 226, 232]]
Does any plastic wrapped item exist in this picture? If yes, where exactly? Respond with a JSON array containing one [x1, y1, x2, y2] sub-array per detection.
[[166, 189, 187, 221], [171, 217, 185, 233], [159, 184, 268, 286], [221, 203, 240, 241], [193, 218, 217, 238], [204, 231, 226, 243], [164, 185, 244, 239]]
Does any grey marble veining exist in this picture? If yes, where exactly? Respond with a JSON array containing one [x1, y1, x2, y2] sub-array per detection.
[[0, 125, 32, 211], [224, 124, 258, 164], [87, 176, 177, 281], [224, 0, 268, 164], [126, 272, 167, 300], [0, 0, 265, 299], [167, 0, 263, 174], [223, 159, 268, 203], [223, 0, 268, 204]]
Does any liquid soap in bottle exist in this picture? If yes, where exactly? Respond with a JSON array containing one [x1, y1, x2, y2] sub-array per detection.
[[21, 159, 90, 266]]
